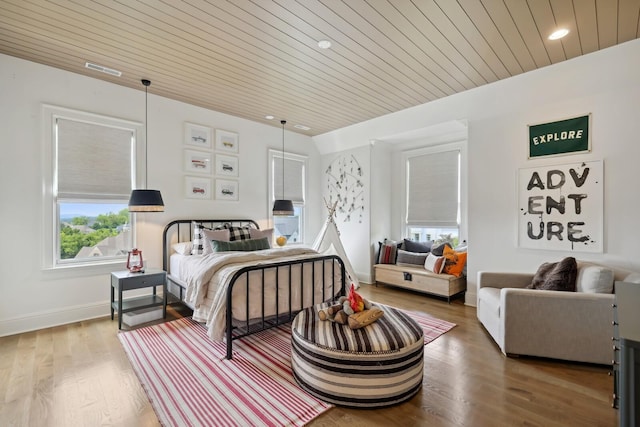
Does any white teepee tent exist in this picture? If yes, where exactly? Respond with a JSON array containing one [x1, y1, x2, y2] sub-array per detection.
[[312, 200, 360, 289]]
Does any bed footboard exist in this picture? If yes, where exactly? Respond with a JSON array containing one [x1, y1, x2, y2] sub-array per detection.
[[162, 218, 348, 360], [225, 254, 346, 359]]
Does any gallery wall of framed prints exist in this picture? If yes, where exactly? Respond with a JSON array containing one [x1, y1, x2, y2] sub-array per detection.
[[183, 122, 239, 201]]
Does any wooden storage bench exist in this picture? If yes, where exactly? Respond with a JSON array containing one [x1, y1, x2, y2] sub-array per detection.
[[374, 263, 466, 302]]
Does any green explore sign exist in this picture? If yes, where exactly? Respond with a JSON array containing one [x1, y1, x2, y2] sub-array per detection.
[[529, 115, 590, 158]]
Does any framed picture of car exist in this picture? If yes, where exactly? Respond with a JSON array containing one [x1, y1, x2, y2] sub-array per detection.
[[184, 149, 212, 174], [184, 122, 212, 149], [215, 129, 239, 153], [215, 179, 238, 201], [185, 176, 212, 199], [215, 154, 238, 177]]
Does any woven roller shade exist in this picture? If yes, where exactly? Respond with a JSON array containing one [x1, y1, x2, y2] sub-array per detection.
[[274, 157, 305, 203], [57, 118, 133, 198], [407, 150, 459, 227]]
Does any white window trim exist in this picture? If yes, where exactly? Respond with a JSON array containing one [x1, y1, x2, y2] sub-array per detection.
[[42, 104, 144, 270], [400, 141, 467, 241], [267, 149, 308, 244]]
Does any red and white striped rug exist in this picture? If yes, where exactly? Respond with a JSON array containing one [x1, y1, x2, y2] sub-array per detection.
[[118, 310, 455, 427]]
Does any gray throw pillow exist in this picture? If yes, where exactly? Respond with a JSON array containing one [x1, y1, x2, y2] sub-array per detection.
[[396, 249, 428, 266], [528, 257, 577, 292], [402, 239, 432, 253]]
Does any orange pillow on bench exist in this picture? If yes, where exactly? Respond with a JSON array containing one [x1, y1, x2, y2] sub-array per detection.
[[443, 245, 467, 277]]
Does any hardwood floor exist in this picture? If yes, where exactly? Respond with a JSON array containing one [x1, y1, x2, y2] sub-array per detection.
[[0, 284, 617, 426]]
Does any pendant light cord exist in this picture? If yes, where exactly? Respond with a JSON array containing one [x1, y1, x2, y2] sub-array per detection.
[[145, 83, 148, 185], [142, 79, 151, 187], [281, 119, 286, 199]]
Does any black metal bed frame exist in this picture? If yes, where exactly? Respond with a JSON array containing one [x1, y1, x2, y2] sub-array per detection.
[[162, 219, 347, 359]]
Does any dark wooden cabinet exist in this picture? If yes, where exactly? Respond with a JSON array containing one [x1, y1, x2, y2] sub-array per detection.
[[613, 299, 620, 409], [614, 281, 640, 427]]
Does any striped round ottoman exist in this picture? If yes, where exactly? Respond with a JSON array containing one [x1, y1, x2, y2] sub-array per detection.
[[291, 302, 424, 408]]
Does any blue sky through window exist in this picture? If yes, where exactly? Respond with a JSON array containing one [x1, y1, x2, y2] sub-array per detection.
[[60, 203, 128, 219]]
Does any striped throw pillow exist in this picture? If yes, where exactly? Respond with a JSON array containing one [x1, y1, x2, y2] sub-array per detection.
[[377, 241, 399, 264]]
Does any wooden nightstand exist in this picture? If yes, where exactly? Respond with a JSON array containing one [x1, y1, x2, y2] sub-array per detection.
[[110, 269, 167, 330]]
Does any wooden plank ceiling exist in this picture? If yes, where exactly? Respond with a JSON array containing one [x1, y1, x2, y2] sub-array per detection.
[[0, 0, 638, 136]]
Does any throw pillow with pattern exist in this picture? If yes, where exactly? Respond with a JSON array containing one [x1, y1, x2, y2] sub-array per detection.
[[191, 222, 205, 255]]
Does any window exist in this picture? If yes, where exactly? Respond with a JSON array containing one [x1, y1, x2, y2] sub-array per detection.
[[43, 106, 142, 268], [269, 149, 307, 244], [405, 147, 460, 246]]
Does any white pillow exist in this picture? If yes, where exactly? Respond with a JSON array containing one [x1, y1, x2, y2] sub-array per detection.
[[172, 242, 193, 255], [424, 253, 445, 274], [202, 228, 231, 255], [576, 265, 614, 293], [249, 228, 274, 246]]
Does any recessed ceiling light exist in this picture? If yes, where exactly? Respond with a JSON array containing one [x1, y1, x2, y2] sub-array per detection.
[[84, 62, 122, 77], [265, 115, 274, 120], [294, 124, 311, 131], [317, 40, 331, 49], [548, 29, 569, 40]]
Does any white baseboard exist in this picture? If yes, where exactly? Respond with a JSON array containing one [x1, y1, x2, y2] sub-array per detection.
[[465, 291, 477, 307], [356, 271, 372, 284], [0, 301, 111, 337]]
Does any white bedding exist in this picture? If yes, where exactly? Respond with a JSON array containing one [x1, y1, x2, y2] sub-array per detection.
[[169, 247, 343, 340]]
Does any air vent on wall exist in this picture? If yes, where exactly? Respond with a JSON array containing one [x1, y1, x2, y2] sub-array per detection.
[[84, 62, 122, 77]]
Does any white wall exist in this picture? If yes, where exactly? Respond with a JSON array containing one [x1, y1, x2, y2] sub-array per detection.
[[320, 145, 372, 282], [370, 141, 393, 281], [0, 54, 322, 336], [313, 39, 640, 306]]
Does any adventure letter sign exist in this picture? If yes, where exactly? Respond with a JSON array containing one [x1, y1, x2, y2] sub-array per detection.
[[528, 115, 590, 158], [518, 160, 603, 253]]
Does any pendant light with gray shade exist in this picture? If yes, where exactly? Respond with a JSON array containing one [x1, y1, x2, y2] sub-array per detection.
[[128, 79, 165, 212], [272, 119, 294, 216]]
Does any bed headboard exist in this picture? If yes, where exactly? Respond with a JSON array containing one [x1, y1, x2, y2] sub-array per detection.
[[162, 219, 260, 272]]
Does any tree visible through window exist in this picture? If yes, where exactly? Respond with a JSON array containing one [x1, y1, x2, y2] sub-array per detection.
[[59, 203, 130, 259]]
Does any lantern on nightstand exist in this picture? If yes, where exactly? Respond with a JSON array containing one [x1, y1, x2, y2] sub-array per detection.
[[127, 248, 144, 273]]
